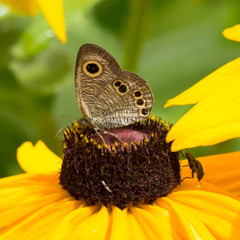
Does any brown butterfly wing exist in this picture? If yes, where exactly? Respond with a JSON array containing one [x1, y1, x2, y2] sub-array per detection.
[[96, 71, 153, 128], [75, 44, 121, 119], [75, 44, 153, 129]]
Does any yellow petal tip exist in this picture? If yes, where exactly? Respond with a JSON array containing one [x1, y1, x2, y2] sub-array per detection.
[[59, 34, 67, 44], [17, 140, 62, 174], [37, 0, 67, 43], [164, 100, 172, 108], [223, 24, 240, 42]]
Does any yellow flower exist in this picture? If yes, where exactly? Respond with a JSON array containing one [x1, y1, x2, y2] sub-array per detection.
[[0, 140, 239, 239], [164, 57, 240, 151], [0, 0, 67, 43]]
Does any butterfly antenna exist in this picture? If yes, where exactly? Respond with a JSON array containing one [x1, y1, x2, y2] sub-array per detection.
[[55, 120, 76, 137]]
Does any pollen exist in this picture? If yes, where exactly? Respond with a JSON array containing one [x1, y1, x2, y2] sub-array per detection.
[[83, 136, 89, 143], [144, 137, 149, 143]]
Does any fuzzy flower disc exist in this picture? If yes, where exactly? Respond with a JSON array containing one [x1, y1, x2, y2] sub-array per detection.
[[60, 117, 181, 209]]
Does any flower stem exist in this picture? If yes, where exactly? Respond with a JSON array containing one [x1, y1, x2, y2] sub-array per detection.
[[123, 0, 151, 72]]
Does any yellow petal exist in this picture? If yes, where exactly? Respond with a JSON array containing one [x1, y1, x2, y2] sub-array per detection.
[[157, 191, 240, 239], [165, 57, 240, 107], [51, 205, 99, 240], [140, 205, 177, 239], [131, 207, 173, 240], [0, 0, 38, 16], [0, 179, 64, 212], [0, 173, 70, 228], [194, 151, 240, 197], [0, 200, 80, 240], [127, 211, 149, 240], [0, 192, 68, 229], [174, 191, 240, 239], [110, 207, 132, 240], [167, 79, 240, 150], [164, 58, 240, 151], [179, 151, 240, 199], [17, 141, 62, 174], [36, 0, 67, 43], [223, 24, 240, 42], [175, 177, 240, 202], [67, 206, 109, 239], [164, 58, 240, 108]]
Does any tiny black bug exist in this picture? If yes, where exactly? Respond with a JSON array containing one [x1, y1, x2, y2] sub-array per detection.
[[184, 152, 204, 181]]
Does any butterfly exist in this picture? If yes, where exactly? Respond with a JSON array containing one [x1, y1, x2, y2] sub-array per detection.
[[75, 44, 153, 130]]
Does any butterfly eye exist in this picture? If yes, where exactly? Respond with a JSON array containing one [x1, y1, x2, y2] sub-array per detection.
[[83, 61, 102, 77], [133, 90, 143, 99], [140, 108, 149, 116], [114, 80, 122, 87], [135, 98, 145, 107], [118, 84, 128, 93], [113, 80, 129, 95], [87, 64, 99, 73]]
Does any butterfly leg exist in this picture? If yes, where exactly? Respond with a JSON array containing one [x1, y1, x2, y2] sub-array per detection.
[[103, 131, 125, 145], [94, 128, 107, 146]]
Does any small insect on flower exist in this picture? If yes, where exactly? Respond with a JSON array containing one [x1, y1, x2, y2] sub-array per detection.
[[185, 151, 204, 181]]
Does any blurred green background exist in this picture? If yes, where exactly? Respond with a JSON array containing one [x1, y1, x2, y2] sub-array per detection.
[[1, 0, 240, 177]]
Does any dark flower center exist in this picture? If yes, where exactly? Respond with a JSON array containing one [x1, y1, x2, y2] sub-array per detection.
[[59, 117, 181, 209]]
